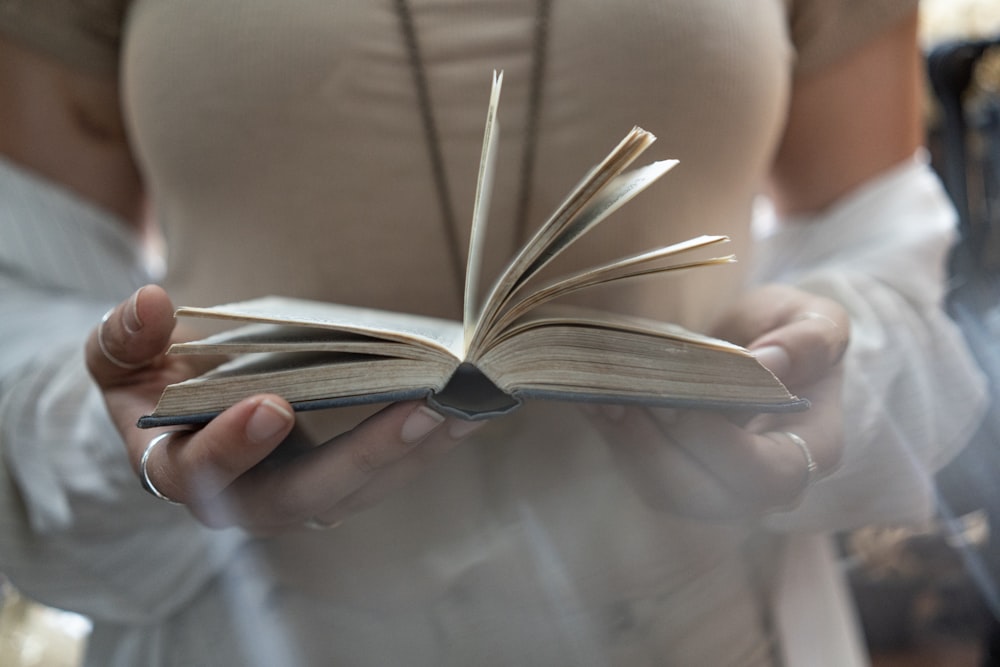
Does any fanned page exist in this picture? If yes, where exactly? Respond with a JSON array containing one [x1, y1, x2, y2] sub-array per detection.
[[483, 306, 750, 351], [468, 128, 676, 355], [509, 159, 679, 290], [173, 296, 465, 360], [475, 236, 735, 353], [462, 70, 504, 352], [168, 324, 447, 362]]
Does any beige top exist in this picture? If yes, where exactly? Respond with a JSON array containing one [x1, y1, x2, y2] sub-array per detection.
[[122, 1, 918, 327], [8, 3, 979, 667], [0, 0, 919, 324]]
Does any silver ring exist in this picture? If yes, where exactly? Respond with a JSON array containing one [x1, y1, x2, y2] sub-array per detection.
[[782, 431, 818, 487], [303, 517, 342, 531], [140, 431, 189, 504], [98, 309, 148, 370]]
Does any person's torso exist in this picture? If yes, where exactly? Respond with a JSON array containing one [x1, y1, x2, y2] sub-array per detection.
[[111, 3, 794, 664], [123, 0, 792, 328]]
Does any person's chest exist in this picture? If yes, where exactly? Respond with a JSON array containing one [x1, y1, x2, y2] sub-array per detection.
[[122, 0, 791, 324]]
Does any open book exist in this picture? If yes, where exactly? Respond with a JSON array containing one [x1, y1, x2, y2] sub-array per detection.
[[138, 72, 805, 428]]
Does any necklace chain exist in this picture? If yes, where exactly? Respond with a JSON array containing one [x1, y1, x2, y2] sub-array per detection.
[[392, 0, 551, 306]]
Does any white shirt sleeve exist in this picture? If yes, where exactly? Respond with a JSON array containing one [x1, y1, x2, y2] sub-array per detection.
[[753, 154, 990, 531], [0, 158, 243, 622]]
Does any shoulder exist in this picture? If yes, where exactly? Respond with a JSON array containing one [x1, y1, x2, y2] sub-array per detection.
[[0, 0, 130, 79], [784, 0, 920, 75]]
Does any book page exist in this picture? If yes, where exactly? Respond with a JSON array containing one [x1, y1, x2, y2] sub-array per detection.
[[150, 352, 458, 419], [468, 136, 675, 355], [511, 160, 679, 289], [474, 323, 802, 412], [485, 305, 750, 352], [169, 323, 448, 362], [175, 296, 465, 359], [463, 70, 504, 353], [473, 236, 733, 353]]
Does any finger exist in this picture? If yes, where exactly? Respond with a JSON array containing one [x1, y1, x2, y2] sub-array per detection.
[[587, 406, 827, 517], [218, 402, 455, 529], [86, 285, 176, 388], [748, 309, 849, 388], [585, 405, 746, 518], [710, 285, 849, 387], [255, 424, 322, 468], [139, 394, 296, 519], [746, 369, 845, 477], [309, 417, 485, 528], [663, 411, 818, 509]]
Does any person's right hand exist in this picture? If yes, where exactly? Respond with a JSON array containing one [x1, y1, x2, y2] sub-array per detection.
[[86, 285, 484, 533]]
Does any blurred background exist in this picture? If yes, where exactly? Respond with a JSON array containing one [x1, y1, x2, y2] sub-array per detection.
[[1, 1, 999, 665], [841, 1, 1000, 665]]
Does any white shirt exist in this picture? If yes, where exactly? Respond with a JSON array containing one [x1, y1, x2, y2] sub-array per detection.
[[0, 157, 245, 661]]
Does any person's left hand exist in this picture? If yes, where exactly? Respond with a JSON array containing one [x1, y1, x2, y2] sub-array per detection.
[[85, 285, 487, 534], [584, 284, 849, 519]]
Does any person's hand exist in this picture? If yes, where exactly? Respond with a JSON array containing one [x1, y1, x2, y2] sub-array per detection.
[[584, 284, 849, 519], [86, 285, 484, 533]]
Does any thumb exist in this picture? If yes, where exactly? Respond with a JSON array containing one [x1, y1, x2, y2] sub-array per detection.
[[749, 310, 849, 388], [86, 285, 176, 387]]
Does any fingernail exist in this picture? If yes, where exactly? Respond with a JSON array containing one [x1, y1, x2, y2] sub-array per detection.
[[246, 399, 294, 444], [752, 345, 791, 378], [448, 418, 486, 439], [401, 406, 445, 443], [796, 311, 840, 329], [123, 287, 145, 334]]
